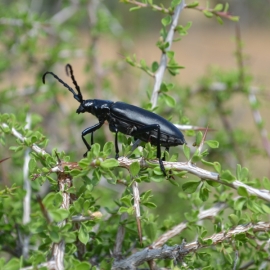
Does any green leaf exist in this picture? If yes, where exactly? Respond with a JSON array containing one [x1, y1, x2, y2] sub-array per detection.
[[100, 158, 119, 169], [150, 175, 164, 182], [228, 214, 238, 226], [2, 258, 21, 270], [203, 10, 213, 18], [144, 222, 156, 242], [234, 197, 246, 211], [163, 93, 176, 107], [49, 209, 69, 222], [199, 186, 209, 201], [9, 145, 24, 152], [263, 177, 270, 190], [220, 170, 235, 182], [103, 141, 113, 156], [224, 2, 229, 12], [42, 192, 56, 208], [184, 210, 199, 222], [78, 224, 89, 245], [236, 164, 249, 181], [141, 190, 152, 201], [161, 16, 172, 26], [120, 195, 132, 207], [130, 161, 140, 176], [118, 206, 129, 214], [140, 59, 147, 70], [168, 178, 180, 186], [142, 202, 157, 208], [74, 262, 92, 270], [182, 181, 200, 193], [214, 3, 223, 11], [237, 186, 249, 197], [191, 153, 201, 163], [28, 158, 36, 172], [186, 1, 199, 8], [92, 143, 100, 157], [126, 56, 135, 66], [230, 16, 239, 22], [205, 140, 219, 148], [201, 159, 214, 167], [213, 162, 221, 173], [49, 228, 61, 243], [119, 206, 134, 215], [151, 61, 159, 72], [153, 166, 164, 176], [261, 203, 270, 214], [183, 144, 190, 160], [171, 0, 182, 8], [216, 16, 224, 25], [1, 125, 10, 133], [129, 6, 141, 12], [195, 131, 203, 146]]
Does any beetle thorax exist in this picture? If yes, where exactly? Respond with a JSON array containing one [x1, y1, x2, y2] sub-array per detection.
[[76, 99, 113, 118]]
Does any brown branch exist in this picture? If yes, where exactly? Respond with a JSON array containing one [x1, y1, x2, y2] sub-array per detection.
[[1, 123, 47, 156], [112, 222, 270, 269], [152, 202, 227, 248], [151, 0, 186, 107], [132, 181, 142, 244], [113, 213, 129, 260], [50, 159, 73, 270], [47, 156, 270, 203]]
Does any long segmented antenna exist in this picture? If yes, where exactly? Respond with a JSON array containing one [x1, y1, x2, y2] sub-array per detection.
[[65, 64, 83, 101], [42, 68, 83, 103]]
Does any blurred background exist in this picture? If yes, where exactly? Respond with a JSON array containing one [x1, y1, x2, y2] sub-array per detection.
[[1, 0, 270, 209]]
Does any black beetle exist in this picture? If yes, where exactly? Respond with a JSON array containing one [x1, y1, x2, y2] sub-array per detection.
[[42, 64, 186, 176]]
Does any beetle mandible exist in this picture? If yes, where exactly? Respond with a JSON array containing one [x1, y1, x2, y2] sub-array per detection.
[[42, 64, 186, 176]]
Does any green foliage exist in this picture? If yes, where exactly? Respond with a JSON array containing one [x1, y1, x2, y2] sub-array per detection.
[[0, 0, 269, 269]]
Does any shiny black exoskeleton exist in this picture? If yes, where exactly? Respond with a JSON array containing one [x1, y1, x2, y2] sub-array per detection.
[[42, 64, 186, 176]]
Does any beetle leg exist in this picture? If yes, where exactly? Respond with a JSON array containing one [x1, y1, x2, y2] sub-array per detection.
[[91, 132, 94, 145], [81, 121, 104, 157], [109, 123, 120, 159], [115, 129, 119, 159], [131, 124, 166, 176], [127, 139, 141, 158]]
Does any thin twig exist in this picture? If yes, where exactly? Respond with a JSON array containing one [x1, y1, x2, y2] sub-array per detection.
[[132, 181, 142, 244], [152, 202, 227, 248], [22, 114, 32, 259], [151, 1, 186, 107], [113, 213, 129, 260], [50, 159, 72, 270]]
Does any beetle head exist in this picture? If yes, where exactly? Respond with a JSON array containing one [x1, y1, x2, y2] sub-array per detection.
[[76, 100, 95, 115]]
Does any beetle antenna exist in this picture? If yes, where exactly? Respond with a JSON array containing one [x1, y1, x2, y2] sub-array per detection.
[[42, 71, 82, 103], [65, 64, 83, 101]]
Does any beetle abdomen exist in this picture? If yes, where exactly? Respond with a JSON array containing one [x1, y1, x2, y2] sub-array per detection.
[[110, 102, 185, 146]]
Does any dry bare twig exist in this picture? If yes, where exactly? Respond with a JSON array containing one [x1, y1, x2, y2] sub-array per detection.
[[112, 222, 270, 269]]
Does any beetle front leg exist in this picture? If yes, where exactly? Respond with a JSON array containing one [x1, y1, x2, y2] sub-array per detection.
[[81, 121, 104, 157]]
